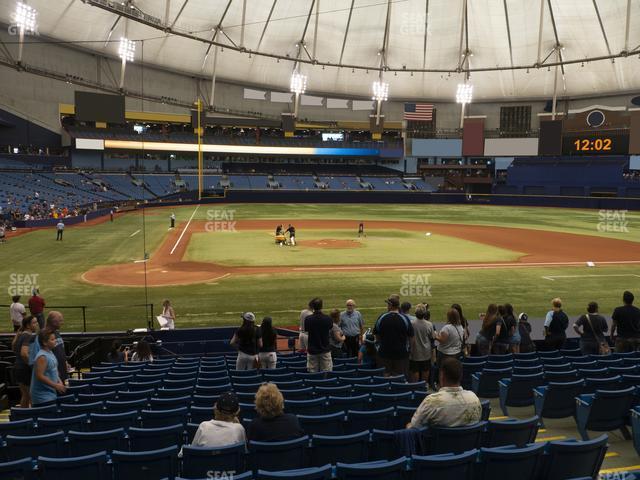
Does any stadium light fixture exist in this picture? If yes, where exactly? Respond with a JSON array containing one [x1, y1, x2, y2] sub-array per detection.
[[456, 83, 473, 129], [118, 37, 136, 63], [14, 1, 37, 34], [372, 80, 389, 102], [290, 71, 307, 118]]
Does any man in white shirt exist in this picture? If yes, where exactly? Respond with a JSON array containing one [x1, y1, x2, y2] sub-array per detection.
[[9, 295, 26, 332], [56, 221, 64, 241], [408, 357, 481, 428], [190, 391, 246, 448]]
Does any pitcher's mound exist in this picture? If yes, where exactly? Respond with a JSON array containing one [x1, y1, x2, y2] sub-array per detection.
[[298, 239, 362, 249]]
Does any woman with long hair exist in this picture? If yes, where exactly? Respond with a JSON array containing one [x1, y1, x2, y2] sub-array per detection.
[[161, 299, 176, 330], [492, 305, 510, 354], [131, 340, 153, 362], [329, 308, 346, 358], [259, 316, 278, 369], [435, 308, 466, 366], [451, 303, 469, 356], [230, 312, 262, 370], [503, 303, 520, 353], [475, 304, 501, 356], [107, 340, 128, 363], [12, 315, 38, 407]]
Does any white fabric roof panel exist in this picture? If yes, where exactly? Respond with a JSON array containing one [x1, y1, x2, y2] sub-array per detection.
[[1, 0, 639, 100]]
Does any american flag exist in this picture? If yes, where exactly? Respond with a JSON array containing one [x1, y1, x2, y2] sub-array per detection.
[[404, 103, 434, 121]]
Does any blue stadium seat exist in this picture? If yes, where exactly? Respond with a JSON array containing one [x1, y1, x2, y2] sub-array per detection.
[[285, 398, 326, 416], [427, 422, 487, 454], [239, 403, 259, 420], [577, 368, 609, 379], [335, 457, 407, 480], [6, 431, 65, 460], [608, 365, 639, 376], [543, 370, 580, 383], [560, 348, 583, 357], [575, 387, 634, 440], [112, 445, 178, 480], [37, 414, 89, 434], [271, 380, 305, 390], [582, 376, 622, 394], [190, 405, 214, 424], [229, 369, 261, 377], [10, 405, 57, 421], [162, 379, 196, 390], [533, 380, 584, 425], [542, 363, 572, 372], [370, 392, 413, 410], [149, 396, 192, 411], [486, 360, 514, 370], [596, 358, 624, 369], [38, 451, 110, 480], [232, 383, 264, 394], [0, 457, 35, 479], [298, 411, 345, 436], [477, 443, 545, 480], [480, 399, 491, 421], [390, 381, 426, 393], [345, 408, 395, 434], [257, 464, 332, 480], [512, 366, 544, 376], [314, 385, 351, 397], [106, 399, 148, 414], [135, 374, 166, 382], [394, 406, 416, 429], [356, 368, 385, 377], [191, 394, 220, 408], [263, 373, 296, 382], [117, 389, 155, 401], [498, 373, 545, 415], [93, 382, 127, 394], [353, 383, 390, 395], [185, 423, 199, 443], [410, 449, 477, 480], [249, 436, 309, 472], [309, 431, 369, 467], [66, 384, 91, 395], [541, 435, 608, 480], [196, 376, 232, 387], [513, 352, 538, 360], [472, 368, 512, 398], [67, 428, 127, 456], [571, 360, 597, 370], [158, 386, 196, 398], [304, 378, 339, 388], [181, 443, 246, 478], [78, 391, 117, 403], [279, 387, 315, 400], [488, 353, 513, 362], [128, 424, 185, 451], [90, 410, 139, 431], [0, 418, 33, 438], [620, 374, 640, 390], [60, 401, 105, 416], [483, 416, 540, 448]]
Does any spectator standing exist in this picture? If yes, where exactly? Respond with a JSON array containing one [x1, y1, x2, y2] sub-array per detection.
[[373, 294, 415, 378], [503, 304, 520, 353], [407, 358, 481, 428], [189, 392, 246, 448], [574, 302, 609, 355], [28, 289, 45, 329], [492, 305, 510, 355], [12, 315, 38, 407], [9, 295, 26, 332], [436, 309, 466, 365], [304, 298, 333, 373], [230, 312, 262, 370], [45, 311, 70, 383], [329, 308, 346, 358], [358, 334, 377, 368], [161, 299, 176, 330], [31, 329, 66, 405], [247, 383, 304, 441], [451, 304, 470, 356], [409, 304, 435, 383], [339, 299, 364, 357], [544, 298, 569, 351], [475, 304, 501, 356], [518, 313, 535, 353], [611, 291, 640, 353], [259, 316, 278, 369], [298, 307, 312, 352]]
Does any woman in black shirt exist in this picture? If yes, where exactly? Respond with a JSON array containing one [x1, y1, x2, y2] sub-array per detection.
[[247, 383, 304, 441], [230, 312, 262, 370], [259, 316, 277, 369], [12, 316, 38, 407], [573, 302, 608, 355]]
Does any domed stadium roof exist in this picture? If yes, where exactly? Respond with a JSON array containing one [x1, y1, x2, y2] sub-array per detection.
[[4, 0, 640, 101]]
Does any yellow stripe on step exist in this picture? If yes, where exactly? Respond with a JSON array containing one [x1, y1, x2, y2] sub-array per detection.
[[534, 436, 567, 442], [538, 429, 546, 433], [600, 465, 640, 474], [605, 452, 620, 458], [488, 416, 508, 420]]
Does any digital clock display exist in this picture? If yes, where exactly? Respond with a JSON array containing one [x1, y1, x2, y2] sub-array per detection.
[[563, 134, 629, 155]]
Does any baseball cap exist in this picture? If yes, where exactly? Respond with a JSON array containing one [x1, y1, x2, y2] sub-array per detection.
[[364, 334, 376, 345], [518, 313, 528, 322], [242, 312, 256, 322], [216, 391, 240, 414], [385, 294, 400, 307]]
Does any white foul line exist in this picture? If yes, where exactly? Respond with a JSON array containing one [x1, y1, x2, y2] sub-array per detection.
[[542, 274, 640, 281], [170, 205, 200, 255], [129, 229, 141, 237]]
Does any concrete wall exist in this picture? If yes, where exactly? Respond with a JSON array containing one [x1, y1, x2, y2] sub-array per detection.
[[1, 30, 639, 137]]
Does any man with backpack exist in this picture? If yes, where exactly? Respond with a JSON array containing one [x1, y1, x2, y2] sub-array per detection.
[[373, 294, 415, 379], [544, 297, 569, 350]]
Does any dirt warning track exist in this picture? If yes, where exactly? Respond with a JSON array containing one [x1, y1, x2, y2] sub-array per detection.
[[81, 219, 640, 287]]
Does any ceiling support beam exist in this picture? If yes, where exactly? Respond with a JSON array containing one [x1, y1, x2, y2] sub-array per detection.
[[312, 0, 320, 60], [552, 48, 560, 119], [592, 0, 612, 57], [339, 0, 355, 65], [256, 0, 277, 51], [163, 0, 171, 24], [103, 16, 121, 48], [240, 0, 247, 49], [169, 0, 189, 29], [422, 0, 430, 69], [502, 0, 514, 67], [624, 0, 632, 52], [380, 0, 392, 72], [293, 0, 316, 71], [546, 0, 564, 76], [201, 0, 233, 71], [456, 0, 468, 72], [535, 0, 545, 66]]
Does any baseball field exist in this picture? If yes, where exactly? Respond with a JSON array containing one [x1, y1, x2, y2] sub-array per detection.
[[3, 203, 640, 333]]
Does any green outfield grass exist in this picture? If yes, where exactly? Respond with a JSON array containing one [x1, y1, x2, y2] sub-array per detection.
[[1, 203, 638, 332], [185, 228, 522, 266]]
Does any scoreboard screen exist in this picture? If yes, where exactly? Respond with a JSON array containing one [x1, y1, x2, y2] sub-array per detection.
[[562, 133, 629, 156]]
